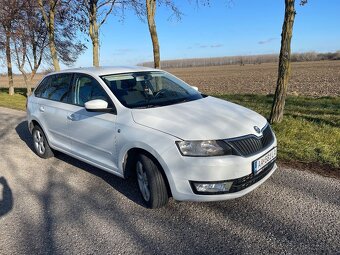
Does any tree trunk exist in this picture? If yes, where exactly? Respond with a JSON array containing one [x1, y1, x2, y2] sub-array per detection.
[[5, 32, 14, 95], [146, 0, 161, 69], [19, 68, 30, 96], [269, 0, 296, 124], [48, 9, 60, 71], [26, 80, 32, 96], [27, 69, 39, 96], [92, 36, 99, 67], [89, 0, 100, 67], [38, 0, 60, 71], [89, 22, 100, 67], [49, 37, 60, 71], [28, 62, 37, 96]]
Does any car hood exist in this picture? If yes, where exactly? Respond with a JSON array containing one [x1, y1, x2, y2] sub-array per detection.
[[131, 96, 268, 140]]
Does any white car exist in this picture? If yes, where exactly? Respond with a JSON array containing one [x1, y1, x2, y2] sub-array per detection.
[[27, 66, 277, 208]]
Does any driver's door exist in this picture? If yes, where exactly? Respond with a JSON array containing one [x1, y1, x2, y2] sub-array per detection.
[[67, 73, 118, 172]]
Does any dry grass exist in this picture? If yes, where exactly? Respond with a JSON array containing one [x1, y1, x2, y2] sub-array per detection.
[[0, 74, 43, 89], [165, 60, 340, 97]]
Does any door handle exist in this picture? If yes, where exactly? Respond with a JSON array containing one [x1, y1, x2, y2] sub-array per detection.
[[39, 106, 45, 112], [67, 114, 75, 121]]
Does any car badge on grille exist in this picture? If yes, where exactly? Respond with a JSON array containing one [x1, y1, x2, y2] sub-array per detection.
[[254, 126, 261, 134]]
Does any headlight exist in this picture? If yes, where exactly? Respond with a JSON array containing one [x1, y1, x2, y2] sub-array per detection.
[[176, 140, 233, 156]]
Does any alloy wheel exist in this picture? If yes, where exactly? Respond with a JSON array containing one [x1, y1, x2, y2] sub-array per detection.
[[33, 129, 46, 155], [136, 161, 151, 202]]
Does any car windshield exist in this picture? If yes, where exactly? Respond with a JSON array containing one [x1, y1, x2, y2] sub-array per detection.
[[100, 71, 203, 108]]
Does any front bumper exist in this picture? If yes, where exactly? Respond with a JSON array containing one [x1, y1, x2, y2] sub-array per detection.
[[160, 143, 278, 202]]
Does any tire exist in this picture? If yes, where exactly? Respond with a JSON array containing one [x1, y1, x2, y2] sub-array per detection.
[[32, 125, 54, 159], [136, 154, 169, 209]]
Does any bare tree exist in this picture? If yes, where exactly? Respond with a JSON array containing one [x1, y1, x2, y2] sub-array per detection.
[[13, 34, 29, 94], [0, 0, 21, 95], [145, 0, 181, 69], [37, 0, 60, 71], [13, 0, 49, 95], [79, 0, 143, 67], [146, 0, 160, 68], [25, 6, 49, 91], [270, 0, 307, 123], [80, 0, 117, 67], [37, 0, 86, 71]]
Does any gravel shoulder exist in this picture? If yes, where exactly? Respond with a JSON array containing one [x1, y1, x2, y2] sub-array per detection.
[[0, 107, 339, 254]]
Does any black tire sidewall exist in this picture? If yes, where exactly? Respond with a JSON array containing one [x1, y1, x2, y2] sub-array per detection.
[[136, 154, 168, 209], [32, 126, 53, 158]]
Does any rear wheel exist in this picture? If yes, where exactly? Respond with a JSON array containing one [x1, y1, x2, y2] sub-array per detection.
[[136, 154, 169, 209], [32, 125, 54, 159]]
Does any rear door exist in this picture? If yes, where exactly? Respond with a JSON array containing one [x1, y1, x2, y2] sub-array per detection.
[[35, 73, 73, 151], [67, 73, 118, 172]]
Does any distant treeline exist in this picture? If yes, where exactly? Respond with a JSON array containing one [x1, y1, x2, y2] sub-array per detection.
[[139, 51, 340, 68]]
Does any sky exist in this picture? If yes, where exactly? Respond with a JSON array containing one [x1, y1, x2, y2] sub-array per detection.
[[3, 0, 340, 71], [73, 0, 339, 68]]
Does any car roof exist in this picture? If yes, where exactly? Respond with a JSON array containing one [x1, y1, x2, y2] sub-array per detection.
[[47, 66, 159, 77]]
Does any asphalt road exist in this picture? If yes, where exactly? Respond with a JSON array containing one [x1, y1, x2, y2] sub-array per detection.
[[0, 107, 339, 255]]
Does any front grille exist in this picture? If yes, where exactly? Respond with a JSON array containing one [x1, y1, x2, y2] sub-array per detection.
[[226, 124, 274, 157], [229, 161, 275, 193]]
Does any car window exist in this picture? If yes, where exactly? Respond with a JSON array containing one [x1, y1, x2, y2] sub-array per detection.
[[71, 74, 112, 107], [34, 76, 52, 97], [101, 71, 203, 108], [149, 75, 188, 95], [40, 74, 72, 103]]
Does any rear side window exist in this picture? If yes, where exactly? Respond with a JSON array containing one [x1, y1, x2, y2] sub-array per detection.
[[40, 74, 73, 103]]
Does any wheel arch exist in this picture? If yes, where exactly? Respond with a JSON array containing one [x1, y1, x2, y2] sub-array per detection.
[[123, 147, 172, 197], [29, 119, 53, 146], [29, 119, 40, 132]]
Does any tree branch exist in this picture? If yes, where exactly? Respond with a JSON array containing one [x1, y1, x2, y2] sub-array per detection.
[[99, 0, 117, 27]]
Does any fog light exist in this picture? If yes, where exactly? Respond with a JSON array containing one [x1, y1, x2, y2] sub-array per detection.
[[191, 181, 233, 194]]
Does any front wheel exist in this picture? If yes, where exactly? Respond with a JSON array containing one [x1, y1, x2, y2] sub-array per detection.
[[32, 126, 54, 159], [136, 154, 169, 209]]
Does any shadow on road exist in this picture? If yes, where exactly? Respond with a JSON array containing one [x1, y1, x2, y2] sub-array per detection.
[[10, 121, 340, 254], [56, 152, 145, 207], [15, 120, 144, 207], [15, 121, 35, 152], [0, 177, 13, 217]]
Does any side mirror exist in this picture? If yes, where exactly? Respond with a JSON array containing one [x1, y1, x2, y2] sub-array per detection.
[[85, 99, 110, 112], [191, 86, 199, 91]]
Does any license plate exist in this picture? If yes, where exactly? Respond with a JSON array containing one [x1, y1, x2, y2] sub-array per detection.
[[252, 147, 277, 174]]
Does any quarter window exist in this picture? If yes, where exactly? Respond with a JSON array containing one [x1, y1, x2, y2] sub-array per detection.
[[40, 74, 72, 103]]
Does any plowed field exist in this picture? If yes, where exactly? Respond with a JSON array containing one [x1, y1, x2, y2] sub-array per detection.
[[1, 60, 339, 97], [166, 60, 340, 97]]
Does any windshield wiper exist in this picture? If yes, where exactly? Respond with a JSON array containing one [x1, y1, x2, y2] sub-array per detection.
[[170, 98, 191, 105], [132, 103, 162, 109], [131, 98, 195, 109]]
